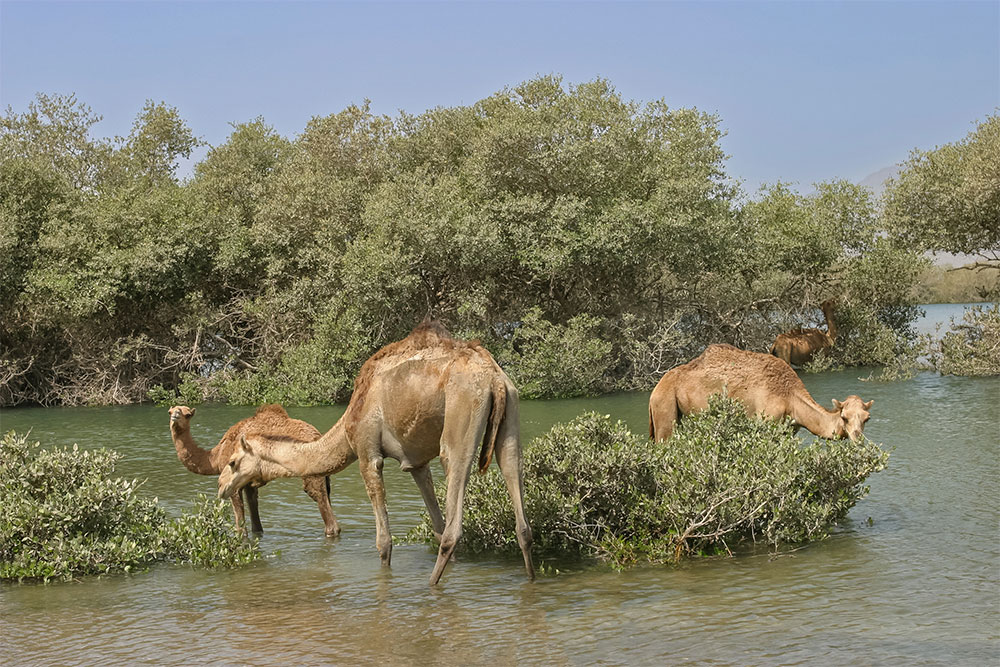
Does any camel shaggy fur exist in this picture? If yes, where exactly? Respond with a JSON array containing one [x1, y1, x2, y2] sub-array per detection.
[[649, 344, 873, 442], [770, 299, 839, 366], [168, 404, 339, 536], [217, 320, 534, 586]]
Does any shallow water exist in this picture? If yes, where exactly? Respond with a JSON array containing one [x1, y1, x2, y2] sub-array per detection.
[[1, 306, 998, 665]]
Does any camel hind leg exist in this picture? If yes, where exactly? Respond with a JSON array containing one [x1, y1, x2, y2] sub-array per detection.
[[493, 385, 534, 581], [302, 475, 340, 537], [429, 387, 491, 586], [649, 375, 679, 442]]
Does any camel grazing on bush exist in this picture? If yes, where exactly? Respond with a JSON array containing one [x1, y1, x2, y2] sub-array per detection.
[[770, 299, 839, 366], [217, 320, 534, 586], [649, 344, 873, 442], [168, 404, 339, 536]]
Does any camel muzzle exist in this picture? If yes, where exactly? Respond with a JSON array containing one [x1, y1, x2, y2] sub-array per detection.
[[217, 478, 235, 500]]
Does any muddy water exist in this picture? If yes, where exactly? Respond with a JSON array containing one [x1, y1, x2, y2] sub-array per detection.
[[2, 309, 998, 665]]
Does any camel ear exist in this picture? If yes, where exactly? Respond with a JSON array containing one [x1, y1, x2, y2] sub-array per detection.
[[832, 399, 843, 410], [239, 434, 253, 454], [863, 399, 874, 410], [188, 407, 196, 416]]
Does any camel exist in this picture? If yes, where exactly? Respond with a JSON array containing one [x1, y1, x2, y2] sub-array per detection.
[[217, 320, 534, 586], [770, 299, 839, 366], [649, 344, 873, 442], [168, 404, 340, 536]]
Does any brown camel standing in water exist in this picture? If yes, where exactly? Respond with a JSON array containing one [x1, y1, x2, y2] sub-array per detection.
[[649, 344, 873, 442], [770, 299, 839, 366], [168, 404, 339, 536], [217, 320, 534, 586]]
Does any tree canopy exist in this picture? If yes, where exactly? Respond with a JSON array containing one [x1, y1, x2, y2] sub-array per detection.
[[2, 77, 973, 406]]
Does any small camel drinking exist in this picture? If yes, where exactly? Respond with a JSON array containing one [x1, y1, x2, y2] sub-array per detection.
[[649, 344, 873, 442], [168, 404, 339, 536], [770, 299, 839, 366], [217, 320, 534, 586]]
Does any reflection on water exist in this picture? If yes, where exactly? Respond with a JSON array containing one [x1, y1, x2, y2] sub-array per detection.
[[2, 312, 998, 664]]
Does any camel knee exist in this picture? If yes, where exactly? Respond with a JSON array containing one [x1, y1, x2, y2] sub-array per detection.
[[439, 524, 463, 554], [517, 524, 533, 549]]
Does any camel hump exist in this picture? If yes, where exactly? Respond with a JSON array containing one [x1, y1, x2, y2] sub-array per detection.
[[479, 376, 507, 473], [255, 404, 289, 418]]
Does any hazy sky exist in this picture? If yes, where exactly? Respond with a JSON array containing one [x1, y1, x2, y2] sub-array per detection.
[[1, 1, 997, 193]]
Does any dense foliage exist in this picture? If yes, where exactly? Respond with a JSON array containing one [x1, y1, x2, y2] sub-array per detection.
[[408, 399, 889, 568], [0, 431, 260, 582], [884, 114, 1000, 271], [3, 81, 991, 406]]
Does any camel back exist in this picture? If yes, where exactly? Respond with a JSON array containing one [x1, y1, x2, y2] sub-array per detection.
[[343, 319, 485, 434], [254, 403, 289, 418], [692, 344, 810, 397], [221, 404, 321, 460]]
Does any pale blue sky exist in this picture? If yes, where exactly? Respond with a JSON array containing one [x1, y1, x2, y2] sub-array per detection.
[[1, 1, 997, 193]]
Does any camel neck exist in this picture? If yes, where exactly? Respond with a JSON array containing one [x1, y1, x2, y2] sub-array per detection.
[[789, 394, 841, 440], [170, 425, 219, 475], [257, 418, 357, 477], [822, 303, 838, 341]]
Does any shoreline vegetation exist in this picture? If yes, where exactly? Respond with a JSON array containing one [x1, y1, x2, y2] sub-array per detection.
[[0, 431, 261, 583], [2, 398, 890, 582], [2, 79, 997, 408]]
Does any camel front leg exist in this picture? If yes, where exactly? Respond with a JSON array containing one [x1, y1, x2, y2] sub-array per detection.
[[410, 465, 445, 542], [229, 492, 247, 535], [359, 454, 393, 566], [303, 475, 340, 537], [243, 485, 264, 534]]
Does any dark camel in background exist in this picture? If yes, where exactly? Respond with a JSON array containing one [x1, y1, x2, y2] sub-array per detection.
[[168, 404, 339, 536], [218, 320, 534, 586], [770, 299, 838, 366], [649, 344, 873, 442]]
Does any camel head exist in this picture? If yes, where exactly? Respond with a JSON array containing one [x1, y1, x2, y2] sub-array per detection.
[[831, 396, 874, 441], [218, 433, 263, 500], [168, 405, 196, 433]]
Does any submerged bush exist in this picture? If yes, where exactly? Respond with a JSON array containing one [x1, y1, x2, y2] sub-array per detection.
[[930, 304, 1000, 376], [0, 432, 260, 582], [410, 398, 888, 568]]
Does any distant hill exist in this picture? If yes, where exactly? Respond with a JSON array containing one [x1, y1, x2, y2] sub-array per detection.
[[858, 164, 978, 267], [858, 165, 900, 197]]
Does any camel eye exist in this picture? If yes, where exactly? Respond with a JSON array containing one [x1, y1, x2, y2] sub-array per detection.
[[229, 460, 236, 468]]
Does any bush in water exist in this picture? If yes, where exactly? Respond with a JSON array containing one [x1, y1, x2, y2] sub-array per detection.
[[0, 432, 260, 582], [409, 398, 888, 569], [931, 304, 1000, 377]]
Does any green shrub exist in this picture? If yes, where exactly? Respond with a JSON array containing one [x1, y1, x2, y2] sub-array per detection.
[[500, 307, 614, 399], [409, 398, 888, 568], [147, 371, 207, 407], [931, 304, 1000, 376], [0, 432, 260, 582]]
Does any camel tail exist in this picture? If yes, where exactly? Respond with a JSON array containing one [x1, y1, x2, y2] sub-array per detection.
[[479, 377, 506, 473], [649, 404, 656, 441]]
